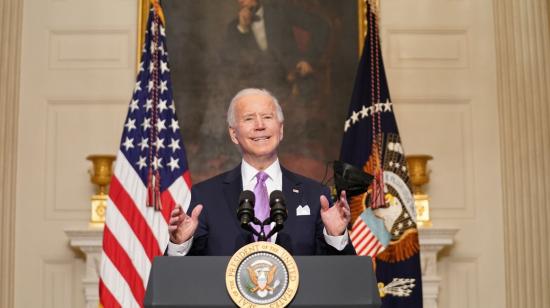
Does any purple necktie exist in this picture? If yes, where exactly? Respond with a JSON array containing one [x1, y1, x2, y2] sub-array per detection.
[[253, 171, 270, 240]]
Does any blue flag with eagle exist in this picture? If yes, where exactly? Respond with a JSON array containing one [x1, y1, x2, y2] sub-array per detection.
[[340, 1, 423, 307]]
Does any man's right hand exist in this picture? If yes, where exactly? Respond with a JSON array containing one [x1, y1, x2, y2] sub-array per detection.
[[168, 204, 203, 244]]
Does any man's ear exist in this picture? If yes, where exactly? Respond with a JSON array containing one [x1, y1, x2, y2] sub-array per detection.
[[229, 127, 239, 145], [279, 123, 284, 141]]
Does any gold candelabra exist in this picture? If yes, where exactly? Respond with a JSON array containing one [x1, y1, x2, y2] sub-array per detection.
[[86, 154, 116, 224], [406, 154, 433, 227]]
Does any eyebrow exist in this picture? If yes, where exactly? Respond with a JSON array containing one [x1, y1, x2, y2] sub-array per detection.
[[241, 111, 274, 117]]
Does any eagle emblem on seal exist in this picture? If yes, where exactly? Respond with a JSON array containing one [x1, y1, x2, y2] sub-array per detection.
[[247, 263, 278, 297]]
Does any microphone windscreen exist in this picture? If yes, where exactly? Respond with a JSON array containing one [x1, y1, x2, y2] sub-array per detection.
[[269, 190, 285, 206], [239, 190, 255, 204]]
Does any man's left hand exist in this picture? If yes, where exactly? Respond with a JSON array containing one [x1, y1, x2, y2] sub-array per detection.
[[320, 190, 351, 236]]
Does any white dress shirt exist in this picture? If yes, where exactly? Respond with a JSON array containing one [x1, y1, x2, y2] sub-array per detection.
[[237, 6, 269, 51]]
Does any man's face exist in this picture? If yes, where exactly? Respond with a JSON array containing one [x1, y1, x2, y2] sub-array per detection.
[[229, 94, 283, 164], [238, 0, 258, 10]]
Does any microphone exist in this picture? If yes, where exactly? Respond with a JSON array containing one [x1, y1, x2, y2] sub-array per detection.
[[237, 190, 255, 226], [269, 190, 288, 226]]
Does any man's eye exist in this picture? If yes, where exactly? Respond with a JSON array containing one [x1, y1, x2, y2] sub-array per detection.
[[263, 115, 273, 119]]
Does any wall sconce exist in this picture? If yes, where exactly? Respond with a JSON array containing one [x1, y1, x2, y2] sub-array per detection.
[[406, 154, 433, 227], [86, 154, 116, 224]]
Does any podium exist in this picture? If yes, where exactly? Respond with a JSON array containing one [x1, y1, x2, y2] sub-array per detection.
[[144, 256, 381, 307]]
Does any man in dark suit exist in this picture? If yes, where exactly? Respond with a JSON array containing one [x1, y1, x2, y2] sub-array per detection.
[[167, 88, 354, 256], [219, 0, 329, 101]]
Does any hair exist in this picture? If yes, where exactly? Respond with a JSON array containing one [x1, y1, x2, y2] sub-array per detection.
[[226, 88, 284, 127]]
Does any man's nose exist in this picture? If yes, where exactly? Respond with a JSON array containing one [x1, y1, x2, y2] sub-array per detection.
[[254, 117, 266, 129]]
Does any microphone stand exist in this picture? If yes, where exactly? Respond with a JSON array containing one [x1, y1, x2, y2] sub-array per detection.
[[242, 217, 282, 242], [265, 223, 283, 241]]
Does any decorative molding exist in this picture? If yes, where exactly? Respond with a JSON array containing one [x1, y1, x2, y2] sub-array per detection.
[[393, 98, 475, 218], [0, 0, 23, 307], [493, 0, 550, 307], [385, 28, 469, 69], [442, 257, 479, 308], [42, 260, 75, 308], [48, 29, 131, 69], [44, 99, 127, 220]]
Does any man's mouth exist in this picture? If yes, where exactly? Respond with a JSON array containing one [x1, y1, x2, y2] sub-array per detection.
[[251, 136, 270, 142]]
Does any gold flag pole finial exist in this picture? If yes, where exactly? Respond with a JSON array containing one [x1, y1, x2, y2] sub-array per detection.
[[358, 0, 381, 57], [151, 0, 166, 26]]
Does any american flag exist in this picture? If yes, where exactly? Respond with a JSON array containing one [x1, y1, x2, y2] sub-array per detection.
[[340, 1, 423, 307], [99, 3, 191, 307]]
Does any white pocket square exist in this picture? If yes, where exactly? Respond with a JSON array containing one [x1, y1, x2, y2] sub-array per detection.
[[296, 205, 310, 216]]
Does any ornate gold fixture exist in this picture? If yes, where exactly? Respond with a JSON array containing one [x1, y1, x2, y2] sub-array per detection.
[[406, 154, 433, 227], [86, 154, 116, 224]]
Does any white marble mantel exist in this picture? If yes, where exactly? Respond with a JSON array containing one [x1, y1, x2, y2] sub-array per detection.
[[65, 225, 457, 308], [65, 226, 104, 308], [418, 227, 459, 308]]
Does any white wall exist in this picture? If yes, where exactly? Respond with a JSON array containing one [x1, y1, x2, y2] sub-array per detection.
[[380, 0, 505, 307], [16, 0, 137, 306]]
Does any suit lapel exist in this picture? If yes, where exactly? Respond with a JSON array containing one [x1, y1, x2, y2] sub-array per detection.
[[281, 166, 301, 221], [223, 165, 244, 232]]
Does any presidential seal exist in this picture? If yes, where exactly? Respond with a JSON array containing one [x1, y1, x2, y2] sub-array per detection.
[[226, 242, 299, 307]]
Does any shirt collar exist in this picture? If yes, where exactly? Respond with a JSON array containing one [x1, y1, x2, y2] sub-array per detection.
[[241, 158, 281, 185], [256, 6, 264, 19]]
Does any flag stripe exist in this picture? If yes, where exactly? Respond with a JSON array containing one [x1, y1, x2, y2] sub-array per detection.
[[350, 222, 367, 241], [99, 279, 121, 308], [110, 175, 161, 260], [352, 219, 383, 257], [104, 196, 152, 284], [114, 151, 176, 246], [353, 232, 371, 253], [351, 225, 369, 244], [102, 226, 146, 302], [373, 244, 384, 256], [167, 173, 192, 213], [354, 231, 372, 252], [182, 170, 192, 193], [357, 245, 369, 256], [356, 233, 376, 256], [365, 241, 382, 257], [100, 251, 141, 308]]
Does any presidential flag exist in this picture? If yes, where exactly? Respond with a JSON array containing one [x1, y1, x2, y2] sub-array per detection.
[[340, 1, 423, 307], [99, 2, 192, 307]]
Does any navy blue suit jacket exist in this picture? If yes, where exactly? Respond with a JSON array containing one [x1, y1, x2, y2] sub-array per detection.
[[186, 164, 356, 256]]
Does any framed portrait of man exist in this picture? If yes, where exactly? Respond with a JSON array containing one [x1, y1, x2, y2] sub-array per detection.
[[139, 0, 365, 183]]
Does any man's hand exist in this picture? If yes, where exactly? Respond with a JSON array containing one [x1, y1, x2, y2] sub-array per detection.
[[168, 204, 203, 244], [320, 191, 351, 236], [295, 60, 314, 77]]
